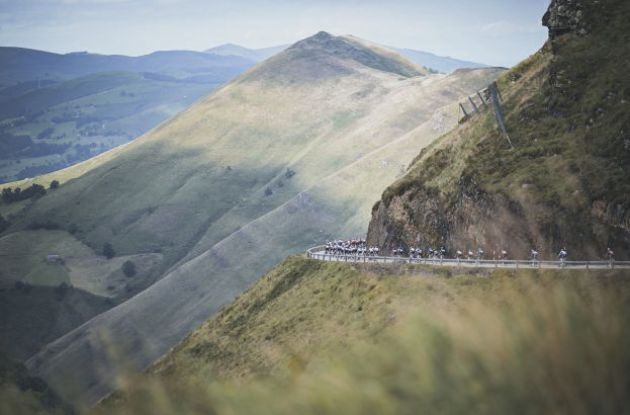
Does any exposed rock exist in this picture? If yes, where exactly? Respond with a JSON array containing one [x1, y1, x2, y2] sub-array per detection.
[[543, 0, 587, 38]]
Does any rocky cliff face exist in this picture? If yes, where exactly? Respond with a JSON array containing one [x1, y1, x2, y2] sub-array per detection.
[[543, 0, 587, 38], [367, 0, 630, 259]]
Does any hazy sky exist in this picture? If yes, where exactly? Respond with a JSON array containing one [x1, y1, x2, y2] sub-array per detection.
[[0, 0, 550, 67]]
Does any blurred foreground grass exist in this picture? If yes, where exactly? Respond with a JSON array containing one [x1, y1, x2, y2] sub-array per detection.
[[4, 259, 630, 414], [102, 261, 630, 415]]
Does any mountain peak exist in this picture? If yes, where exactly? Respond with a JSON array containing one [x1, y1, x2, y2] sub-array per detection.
[[287, 31, 358, 53], [297, 31, 335, 45], [245, 32, 426, 83]]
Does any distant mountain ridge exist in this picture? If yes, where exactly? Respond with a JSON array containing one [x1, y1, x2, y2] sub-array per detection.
[[204, 39, 489, 73], [391, 47, 489, 73], [205, 43, 289, 62], [0, 47, 254, 85]]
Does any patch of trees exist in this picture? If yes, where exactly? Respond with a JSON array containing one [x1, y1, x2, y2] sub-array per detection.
[[20, 142, 72, 158], [122, 260, 136, 278], [0, 133, 33, 159], [64, 144, 97, 164], [51, 111, 77, 124], [68, 223, 78, 235], [0, 214, 9, 233], [54, 282, 73, 301], [36, 127, 55, 140], [1, 184, 46, 204], [75, 115, 102, 129], [103, 243, 116, 259], [51, 111, 103, 129], [0, 136, 71, 159], [14, 281, 33, 294], [16, 162, 68, 180], [285, 168, 296, 179], [26, 220, 60, 231], [50, 180, 59, 189]]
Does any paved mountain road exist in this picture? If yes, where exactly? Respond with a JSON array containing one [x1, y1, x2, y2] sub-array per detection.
[[306, 247, 630, 270]]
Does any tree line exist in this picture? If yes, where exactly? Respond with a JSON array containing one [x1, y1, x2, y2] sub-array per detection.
[[1, 180, 59, 204]]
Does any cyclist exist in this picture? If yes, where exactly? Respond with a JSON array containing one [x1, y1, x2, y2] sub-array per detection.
[[558, 248, 568, 267]]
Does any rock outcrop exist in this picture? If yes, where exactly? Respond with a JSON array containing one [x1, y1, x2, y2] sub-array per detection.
[[367, 0, 630, 259], [543, 0, 587, 38]]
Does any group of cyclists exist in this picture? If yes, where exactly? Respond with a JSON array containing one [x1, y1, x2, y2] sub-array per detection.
[[324, 239, 380, 257], [322, 239, 617, 265]]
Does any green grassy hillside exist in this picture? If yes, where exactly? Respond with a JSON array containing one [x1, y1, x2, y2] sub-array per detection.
[[96, 257, 630, 415], [0, 229, 162, 362], [10, 32, 502, 405], [0, 72, 227, 183], [368, 0, 630, 260], [0, 282, 113, 361]]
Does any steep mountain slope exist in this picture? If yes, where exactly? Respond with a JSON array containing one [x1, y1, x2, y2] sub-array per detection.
[[8, 32, 502, 405], [368, 0, 630, 260]]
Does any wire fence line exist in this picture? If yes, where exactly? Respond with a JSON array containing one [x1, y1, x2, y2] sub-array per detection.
[[306, 246, 630, 270]]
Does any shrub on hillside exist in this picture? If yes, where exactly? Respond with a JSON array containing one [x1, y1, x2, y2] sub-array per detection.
[[285, 168, 296, 179], [54, 282, 72, 301], [50, 180, 60, 189], [0, 214, 9, 233], [36, 127, 55, 140], [26, 221, 60, 231], [103, 243, 115, 259], [122, 261, 137, 278], [13, 281, 32, 294]]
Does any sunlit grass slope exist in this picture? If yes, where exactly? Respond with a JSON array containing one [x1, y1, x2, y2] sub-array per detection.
[[99, 257, 630, 415], [17, 32, 502, 405]]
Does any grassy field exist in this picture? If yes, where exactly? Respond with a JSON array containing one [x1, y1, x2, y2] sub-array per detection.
[[0, 230, 163, 297], [0, 229, 163, 362], [88, 257, 630, 415]]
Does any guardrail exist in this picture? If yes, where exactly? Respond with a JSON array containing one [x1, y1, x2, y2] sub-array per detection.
[[306, 247, 630, 270]]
